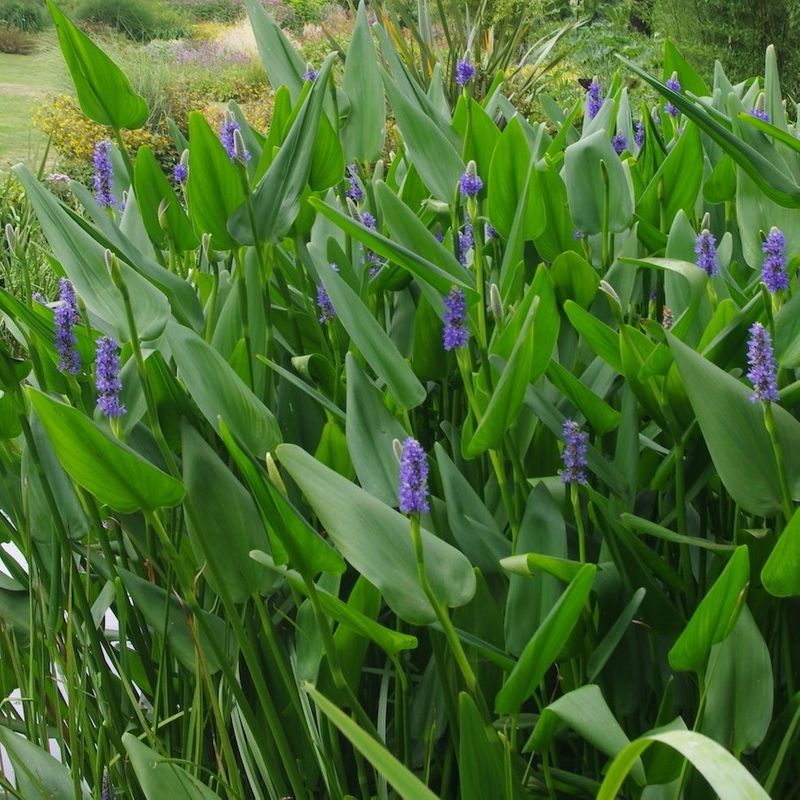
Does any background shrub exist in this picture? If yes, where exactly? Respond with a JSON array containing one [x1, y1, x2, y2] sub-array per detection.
[[75, 0, 188, 41], [0, 25, 37, 53], [0, 0, 46, 32]]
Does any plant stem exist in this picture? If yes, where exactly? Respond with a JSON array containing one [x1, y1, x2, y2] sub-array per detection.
[[764, 401, 794, 525]]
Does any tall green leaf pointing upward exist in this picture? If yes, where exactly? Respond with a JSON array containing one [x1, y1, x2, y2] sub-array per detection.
[[46, 0, 148, 130]]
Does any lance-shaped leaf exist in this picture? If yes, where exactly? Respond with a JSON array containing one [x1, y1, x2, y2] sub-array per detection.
[[47, 0, 147, 130], [28, 389, 185, 514], [228, 53, 335, 244], [342, 1, 385, 161], [277, 443, 476, 624]]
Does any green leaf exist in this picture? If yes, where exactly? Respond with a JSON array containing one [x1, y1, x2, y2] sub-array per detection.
[[563, 300, 623, 373], [495, 564, 596, 713], [118, 568, 231, 674], [166, 321, 281, 459], [668, 546, 749, 673], [550, 251, 599, 309], [669, 333, 800, 516], [459, 692, 507, 800], [500, 553, 584, 584], [182, 424, 276, 602], [46, 0, 147, 129], [186, 112, 246, 251], [587, 588, 646, 680], [133, 146, 198, 251], [701, 605, 773, 754], [277, 443, 476, 624], [466, 298, 537, 456], [762, 505, 800, 596], [383, 72, 464, 202], [435, 443, 510, 572], [526, 685, 645, 785], [307, 685, 440, 800], [341, 1, 385, 161], [123, 733, 223, 800], [229, 54, 336, 244], [596, 730, 769, 799], [563, 130, 633, 234], [345, 354, 408, 505], [315, 260, 426, 409], [243, 0, 304, 101], [0, 727, 88, 799], [13, 165, 170, 342], [487, 116, 544, 239], [546, 361, 620, 434], [28, 388, 184, 514]]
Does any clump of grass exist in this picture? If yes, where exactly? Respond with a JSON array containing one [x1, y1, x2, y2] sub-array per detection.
[[0, 26, 37, 54]]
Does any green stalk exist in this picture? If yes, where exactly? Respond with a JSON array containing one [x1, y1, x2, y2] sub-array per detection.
[[570, 483, 587, 563], [764, 401, 794, 525]]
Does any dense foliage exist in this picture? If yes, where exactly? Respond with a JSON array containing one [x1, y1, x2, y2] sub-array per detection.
[[2, 0, 800, 798]]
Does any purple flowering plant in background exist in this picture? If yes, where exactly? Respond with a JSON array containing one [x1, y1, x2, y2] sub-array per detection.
[[747, 322, 780, 403], [611, 132, 627, 155], [586, 77, 602, 119], [93, 140, 115, 208], [762, 226, 789, 293], [459, 161, 483, 198], [694, 229, 718, 276], [95, 336, 125, 418], [442, 287, 468, 350], [55, 278, 80, 375], [560, 420, 588, 485], [455, 58, 475, 87], [665, 73, 681, 117], [398, 437, 429, 514]]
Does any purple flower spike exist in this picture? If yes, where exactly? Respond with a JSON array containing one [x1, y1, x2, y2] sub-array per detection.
[[55, 278, 81, 375], [694, 229, 718, 276], [346, 163, 364, 203], [173, 161, 188, 184], [572, 230, 586, 240], [485, 222, 498, 241], [749, 107, 770, 122], [459, 161, 483, 198], [612, 132, 627, 155], [634, 121, 645, 148], [747, 322, 780, 403], [220, 116, 249, 162], [665, 73, 681, 117], [398, 437, 430, 514], [95, 336, 126, 418], [302, 64, 318, 81], [317, 263, 338, 323], [443, 287, 469, 351], [455, 58, 475, 88], [560, 419, 588, 485], [360, 211, 376, 229], [586, 77, 603, 120], [761, 226, 789, 293], [458, 220, 474, 265], [93, 140, 115, 208]]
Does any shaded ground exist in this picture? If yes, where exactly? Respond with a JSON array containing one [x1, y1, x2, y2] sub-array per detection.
[[0, 34, 68, 170]]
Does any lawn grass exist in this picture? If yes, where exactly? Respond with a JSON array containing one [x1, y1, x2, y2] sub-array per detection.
[[0, 33, 69, 170]]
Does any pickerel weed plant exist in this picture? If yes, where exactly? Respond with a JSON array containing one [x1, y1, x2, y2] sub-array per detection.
[[1, 0, 800, 798]]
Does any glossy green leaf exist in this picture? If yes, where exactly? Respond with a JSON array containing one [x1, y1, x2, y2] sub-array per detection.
[[586, 588, 646, 680], [166, 321, 281, 459], [597, 729, 769, 799], [564, 300, 623, 373], [546, 360, 620, 434], [182, 424, 275, 603], [342, 1, 385, 161], [0, 727, 87, 799], [277, 443, 476, 624], [762, 505, 800, 596], [47, 0, 147, 129], [702, 605, 773, 754], [28, 388, 184, 514], [526, 685, 645, 785], [243, 0, 304, 101], [316, 259, 426, 410], [550, 251, 599, 309], [186, 112, 245, 251], [459, 692, 507, 800], [219, 419, 344, 576], [133, 146, 198, 251], [669, 333, 800, 516], [307, 685, 439, 800], [496, 564, 596, 713], [669, 546, 749, 673], [466, 298, 536, 456], [229, 54, 335, 244], [563, 130, 634, 234], [383, 72, 464, 202], [118, 568, 231, 674], [124, 733, 223, 800], [13, 165, 170, 342]]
